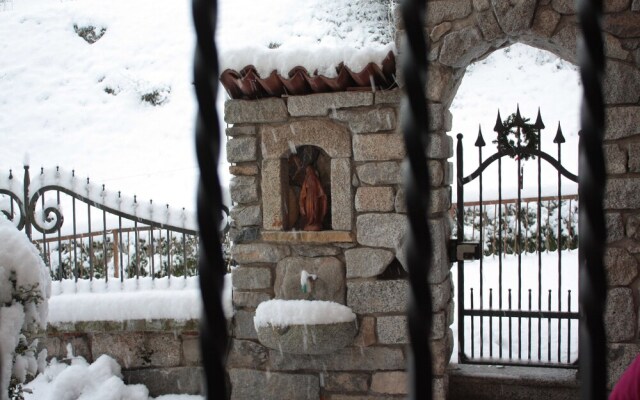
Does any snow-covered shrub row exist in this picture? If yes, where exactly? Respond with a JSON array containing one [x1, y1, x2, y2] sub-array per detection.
[[454, 199, 579, 256], [40, 233, 200, 281], [0, 217, 51, 400]]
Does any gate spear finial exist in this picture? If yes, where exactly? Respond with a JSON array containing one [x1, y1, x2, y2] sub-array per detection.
[[534, 108, 545, 130], [494, 110, 506, 134], [515, 104, 525, 128], [554, 122, 566, 144], [475, 125, 486, 147]]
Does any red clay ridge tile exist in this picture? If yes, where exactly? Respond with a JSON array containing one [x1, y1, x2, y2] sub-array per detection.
[[220, 51, 396, 100]]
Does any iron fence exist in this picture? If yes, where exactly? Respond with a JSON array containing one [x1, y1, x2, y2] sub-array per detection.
[[0, 165, 230, 282], [455, 110, 580, 368]]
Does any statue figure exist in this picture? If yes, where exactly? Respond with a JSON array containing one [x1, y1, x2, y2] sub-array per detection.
[[299, 165, 327, 231]]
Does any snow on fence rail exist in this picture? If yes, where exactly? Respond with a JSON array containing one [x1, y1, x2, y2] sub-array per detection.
[[0, 165, 230, 282]]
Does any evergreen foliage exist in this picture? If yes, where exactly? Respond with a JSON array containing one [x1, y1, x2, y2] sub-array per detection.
[[454, 199, 578, 256]]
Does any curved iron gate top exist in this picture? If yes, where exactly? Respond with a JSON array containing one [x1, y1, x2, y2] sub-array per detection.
[[455, 107, 579, 368], [0, 165, 230, 282]]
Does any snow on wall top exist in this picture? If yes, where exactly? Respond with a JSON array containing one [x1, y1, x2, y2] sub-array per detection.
[[217, 0, 396, 77]]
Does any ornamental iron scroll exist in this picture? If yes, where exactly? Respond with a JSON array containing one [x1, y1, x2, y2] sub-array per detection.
[[0, 165, 229, 281]]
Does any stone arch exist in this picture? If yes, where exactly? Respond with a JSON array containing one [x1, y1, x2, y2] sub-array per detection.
[[395, 0, 640, 391], [423, 1, 581, 109]]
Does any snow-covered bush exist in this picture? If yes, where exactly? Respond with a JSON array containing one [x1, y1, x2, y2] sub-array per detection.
[[0, 217, 51, 400], [25, 354, 151, 400]]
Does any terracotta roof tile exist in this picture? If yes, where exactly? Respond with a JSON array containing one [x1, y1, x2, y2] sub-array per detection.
[[220, 51, 396, 100]]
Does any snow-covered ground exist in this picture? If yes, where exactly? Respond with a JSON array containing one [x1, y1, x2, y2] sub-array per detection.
[[0, 0, 394, 211], [452, 251, 579, 364], [0, 0, 580, 212]]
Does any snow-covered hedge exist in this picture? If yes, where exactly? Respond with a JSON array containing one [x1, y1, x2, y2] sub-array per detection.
[[454, 199, 579, 255], [0, 217, 51, 400]]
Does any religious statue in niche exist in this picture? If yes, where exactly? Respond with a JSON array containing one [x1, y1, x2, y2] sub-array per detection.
[[288, 146, 330, 231]]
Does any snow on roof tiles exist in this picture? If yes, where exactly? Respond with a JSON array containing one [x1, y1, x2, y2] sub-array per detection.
[[220, 51, 396, 99]]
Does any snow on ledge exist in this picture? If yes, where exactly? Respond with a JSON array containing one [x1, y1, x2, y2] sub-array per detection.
[[254, 299, 355, 329], [48, 275, 233, 324]]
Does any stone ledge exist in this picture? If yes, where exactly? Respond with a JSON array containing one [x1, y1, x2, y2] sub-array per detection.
[[448, 364, 579, 400], [261, 230, 355, 243], [47, 318, 200, 333], [287, 92, 374, 116], [124, 367, 204, 397]]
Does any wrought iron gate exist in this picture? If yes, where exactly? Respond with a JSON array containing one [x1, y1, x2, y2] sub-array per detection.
[[455, 108, 580, 367]]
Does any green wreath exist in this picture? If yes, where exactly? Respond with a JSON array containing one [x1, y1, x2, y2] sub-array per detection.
[[493, 113, 539, 161]]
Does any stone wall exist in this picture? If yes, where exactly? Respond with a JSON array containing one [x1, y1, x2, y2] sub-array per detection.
[[391, 0, 640, 392], [224, 1, 640, 398], [225, 89, 455, 399], [41, 320, 203, 397]]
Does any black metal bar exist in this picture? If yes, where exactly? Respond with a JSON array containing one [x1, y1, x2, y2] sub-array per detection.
[[134, 220, 139, 278], [167, 228, 172, 278], [489, 288, 493, 358], [516, 109, 523, 360], [471, 288, 475, 358], [556, 126, 563, 363], [23, 166, 32, 240], [399, 0, 434, 396], [192, 0, 229, 396], [72, 191, 78, 281], [477, 127, 485, 358], [126, 231, 130, 278], [41, 184, 47, 266], [548, 290, 552, 362], [88, 195, 93, 281], [462, 309, 579, 319], [150, 225, 155, 278], [528, 289, 532, 360], [498, 197, 503, 360], [57, 188, 62, 280], [182, 231, 187, 278], [119, 216, 124, 282], [508, 289, 513, 359], [457, 134, 466, 363], [102, 199, 107, 283], [537, 120, 543, 361], [567, 290, 572, 363]]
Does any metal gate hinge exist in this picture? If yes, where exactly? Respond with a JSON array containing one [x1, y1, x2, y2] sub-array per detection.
[[448, 241, 481, 262]]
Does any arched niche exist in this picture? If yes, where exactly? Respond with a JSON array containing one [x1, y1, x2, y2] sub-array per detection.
[[260, 120, 352, 236]]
